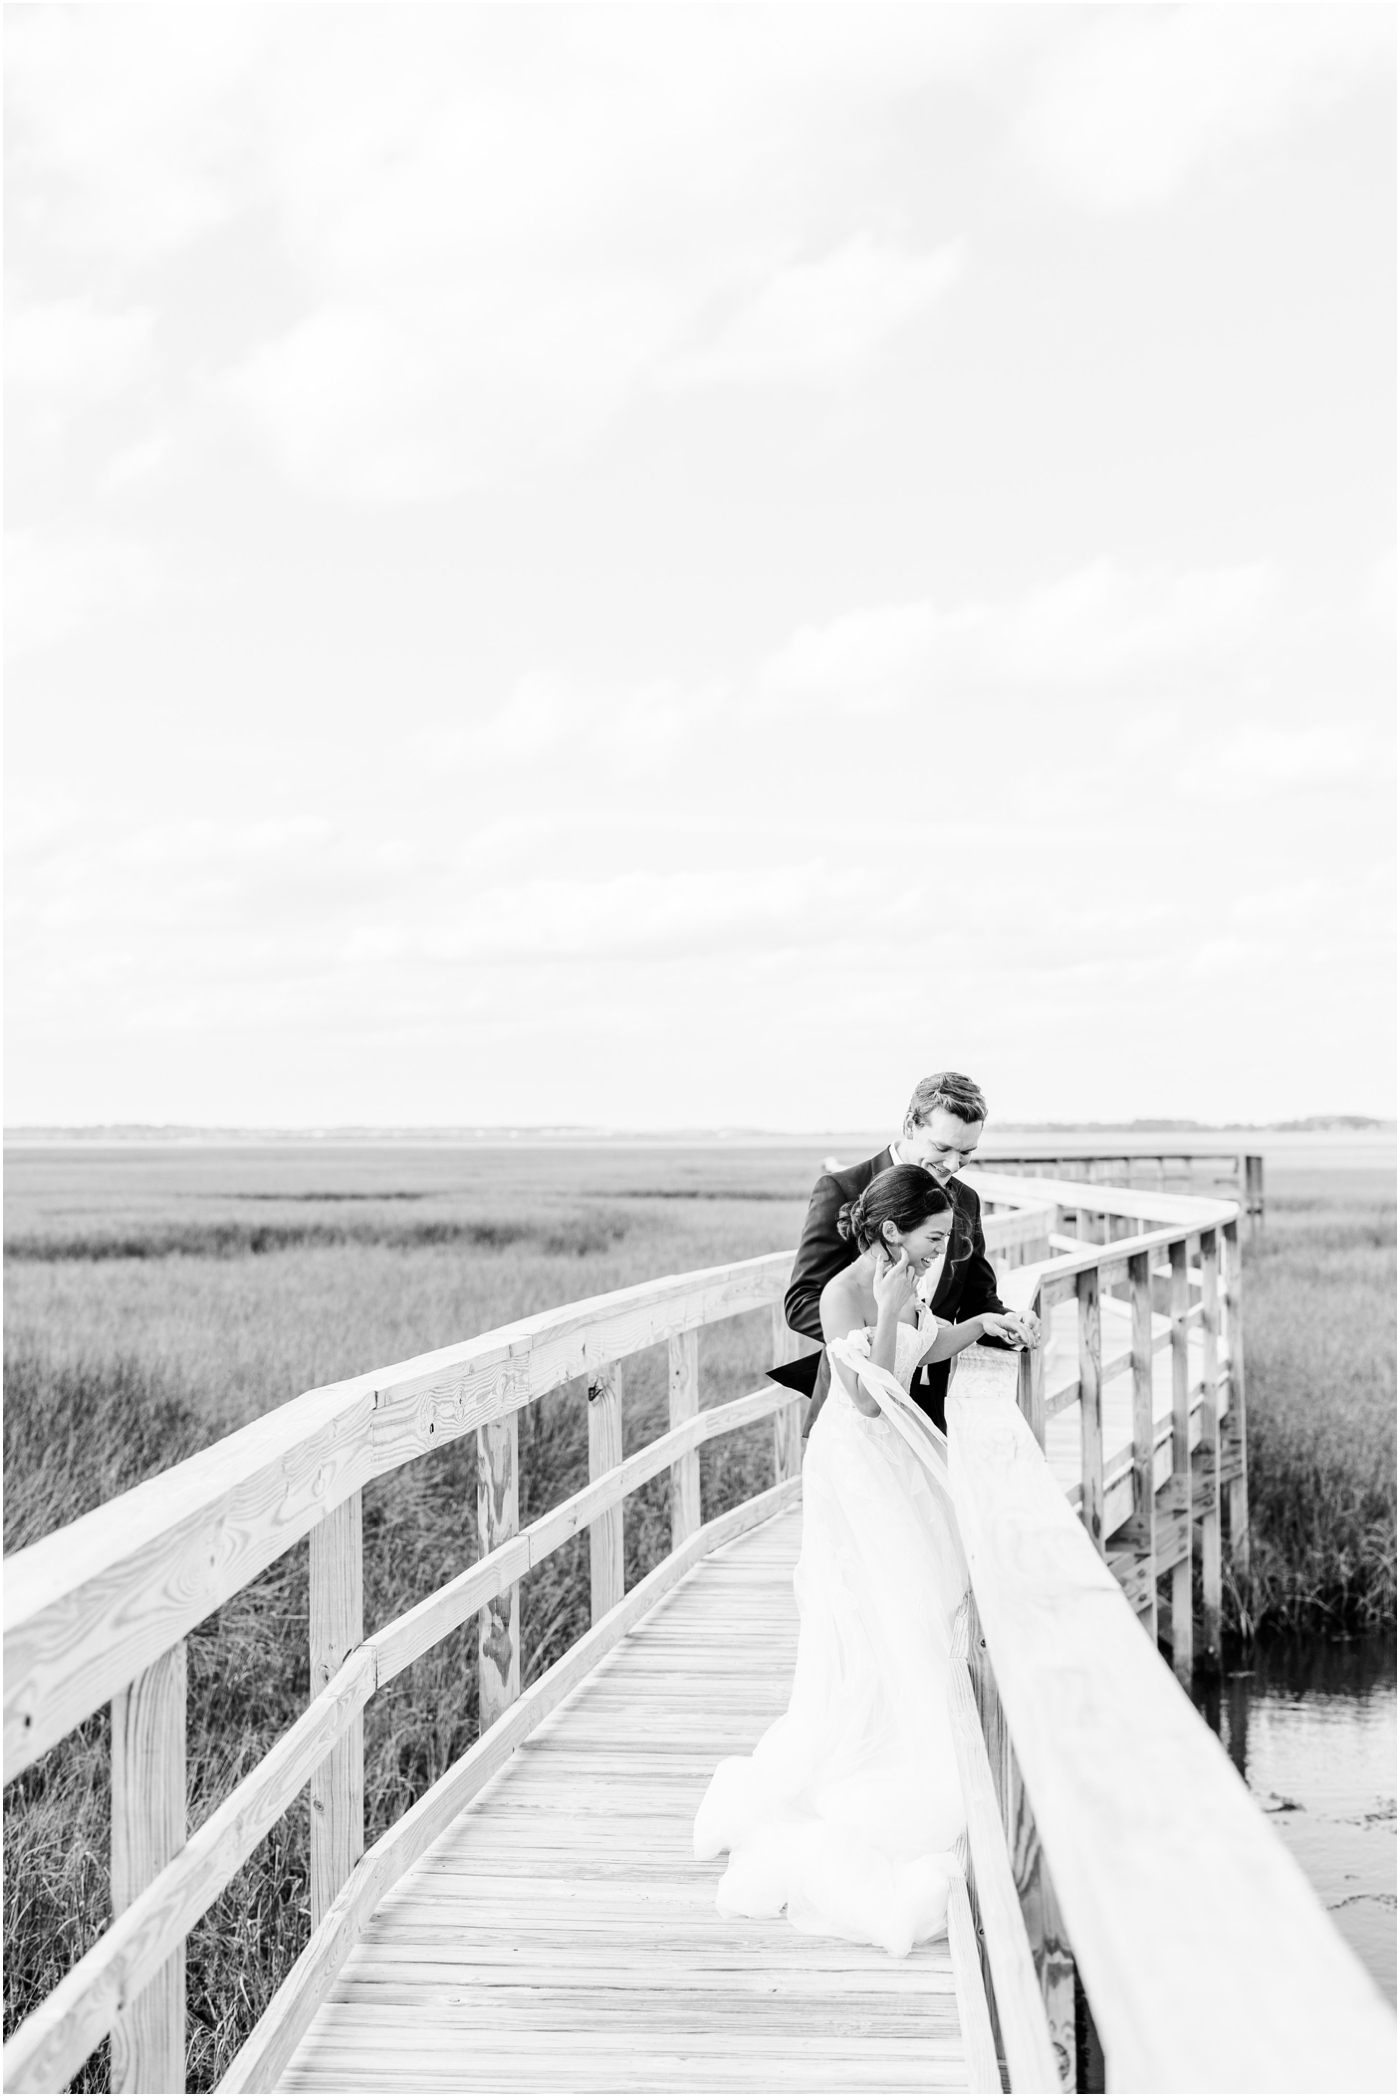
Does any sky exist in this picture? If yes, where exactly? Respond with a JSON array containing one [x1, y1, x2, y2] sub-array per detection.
[[5, 4, 1396, 1131]]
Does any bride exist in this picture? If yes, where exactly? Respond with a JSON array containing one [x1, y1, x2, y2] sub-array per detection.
[[693, 1164, 1031, 1957]]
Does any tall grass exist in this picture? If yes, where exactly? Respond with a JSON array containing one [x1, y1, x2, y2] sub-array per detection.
[[3, 1204, 786, 2090], [3, 1159, 1394, 2087], [1228, 1189, 1396, 1635]]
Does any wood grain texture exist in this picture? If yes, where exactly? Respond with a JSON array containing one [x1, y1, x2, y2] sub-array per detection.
[[1196, 1232, 1222, 1665], [948, 1349, 1396, 2095], [1168, 1239, 1193, 1681], [309, 1493, 364, 1929], [476, 1418, 520, 1731], [1220, 1218, 1250, 1574], [4, 1644, 378, 2095], [111, 1640, 186, 2096], [945, 1871, 1003, 2094], [1075, 1269, 1103, 1557], [4, 1252, 794, 1782], [586, 1363, 624, 1624], [768, 1306, 803, 1485], [667, 1331, 700, 1550], [1124, 1250, 1158, 1641], [218, 1480, 808, 2094], [966, 1609, 1075, 2092], [370, 1384, 787, 1687], [260, 1499, 986, 2097], [948, 1612, 1060, 2093]]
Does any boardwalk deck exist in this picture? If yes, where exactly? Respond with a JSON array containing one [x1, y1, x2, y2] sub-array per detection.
[[277, 1507, 978, 2094]]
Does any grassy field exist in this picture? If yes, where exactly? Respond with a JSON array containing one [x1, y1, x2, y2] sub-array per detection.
[[3, 1143, 1394, 2088]]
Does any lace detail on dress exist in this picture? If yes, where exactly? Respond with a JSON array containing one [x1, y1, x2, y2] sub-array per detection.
[[840, 1312, 937, 1398]]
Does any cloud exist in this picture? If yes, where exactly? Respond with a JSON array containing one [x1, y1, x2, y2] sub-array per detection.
[[1018, 7, 1394, 211], [6, 10, 1000, 498], [4, 525, 169, 656], [755, 559, 1277, 713], [658, 236, 964, 389], [5, 295, 156, 424], [1181, 720, 1373, 803]]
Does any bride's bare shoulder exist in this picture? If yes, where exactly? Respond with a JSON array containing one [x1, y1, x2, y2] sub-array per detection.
[[819, 1262, 867, 1337]]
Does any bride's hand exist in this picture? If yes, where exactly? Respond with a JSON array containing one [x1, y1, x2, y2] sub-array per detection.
[[871, 1246, 918, 1322]]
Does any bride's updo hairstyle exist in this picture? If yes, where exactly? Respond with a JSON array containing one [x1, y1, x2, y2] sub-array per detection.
[[837, 1164, 953, 1254]]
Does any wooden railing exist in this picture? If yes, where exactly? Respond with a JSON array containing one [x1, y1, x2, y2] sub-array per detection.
[[7, 1183, 1390, 2096], [976, 1144, 1265, 1235], [4, 1249, 814, 2092], [945, 1177, 1394, 2091], [971, 1171, 1245, 1677]]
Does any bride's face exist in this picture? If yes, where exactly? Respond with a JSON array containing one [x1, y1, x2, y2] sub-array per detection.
[[885, 1214, 952, 1276]]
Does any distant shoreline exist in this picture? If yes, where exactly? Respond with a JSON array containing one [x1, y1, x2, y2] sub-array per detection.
[[4, 1120, 1394, 1153]]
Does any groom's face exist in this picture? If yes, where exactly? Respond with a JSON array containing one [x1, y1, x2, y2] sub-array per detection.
[[904, 1107, 983, 1184]]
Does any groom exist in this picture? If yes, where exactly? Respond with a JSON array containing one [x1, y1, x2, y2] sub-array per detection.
[[780, 1071, 1033, 1435]]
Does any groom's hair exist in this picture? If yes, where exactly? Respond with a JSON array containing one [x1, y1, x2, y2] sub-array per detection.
[[904, 1071, 987, 1132]]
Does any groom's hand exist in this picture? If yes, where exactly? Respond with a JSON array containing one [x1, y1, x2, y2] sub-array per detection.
[[979, 1310, 1037, 1350]]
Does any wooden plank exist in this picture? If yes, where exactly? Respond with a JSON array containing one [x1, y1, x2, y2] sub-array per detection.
[[1076, 1269, 1103, 1556], [667, 1331, 700, 1549], [948, 1349, 1397, 2096], [1220, 1218, 1250, 1575], [1197, 1230, 1222, 1668], [769, 1306, 803, 1485], [1017, 1334, 1046, 1450], [477, 1418, 520, 1730], [370, 1384, 785, 1684], [1123, 1250, 1157, 1641], [217, 1479, 802, 2094], [4, 1643, 378, 2095], [965, 1605, 1074, 2090], [1168, 1239, 1192, 1681], [111, 1640, 186, 2096], [587, 1364, 624, 1624], [3, 1250, 794, 1782], [309, 1494, 364, 1929], [947, 1638, 1060, 2091]]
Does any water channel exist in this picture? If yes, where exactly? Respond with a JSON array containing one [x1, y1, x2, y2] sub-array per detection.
[[1193, 1632, 1397, 2006]]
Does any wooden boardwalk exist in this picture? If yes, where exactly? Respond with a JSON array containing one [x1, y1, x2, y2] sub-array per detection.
[[1041, 1291, 1214, 1507], [278, 1506, 974, 2094]]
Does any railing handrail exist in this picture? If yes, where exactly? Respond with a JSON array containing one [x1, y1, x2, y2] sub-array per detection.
[[3, 1407, 801, 2095], [3, 1209, 1053, 1781], [4, 1247, 796, 1780], [968, 1167, 1238, 1227], [948, 1343, 1395, 2092], [7, 1174, 1310, 2094]]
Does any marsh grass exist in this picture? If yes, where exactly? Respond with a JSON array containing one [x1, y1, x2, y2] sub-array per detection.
[[3, 1149, 1394, 2087], [3, 1170, 788, 2090], [1227, 1186, 1396, 1634]]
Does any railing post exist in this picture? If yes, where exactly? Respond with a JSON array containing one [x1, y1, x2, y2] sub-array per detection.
[[309, 1492, 364, 1925], [1076, 1266, 1104, 1555], [770, 1304, 803, 1484], [1017, 1321, 1046, 1450], [1245, 1153, 1265, 1240], [1169, 1237, 1193, 1681], [477, 1419, 520, 1729], [111, 1640, 186, 2094], [1123, 1248, 1158, 1642], [667, 1329, 701, 1549], [1220, 1216, 1250, 1576], [587, 1362, 624, 1622], [1198, 1229, 1222, 1667], [968, 1603, 1076, 2091]]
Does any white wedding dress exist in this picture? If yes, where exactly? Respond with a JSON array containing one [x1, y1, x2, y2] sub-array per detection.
[[693, 1309, 969, 1957]]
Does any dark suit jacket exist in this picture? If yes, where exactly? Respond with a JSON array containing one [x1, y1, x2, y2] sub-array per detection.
[[779, 1147, 1008, 1434]]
